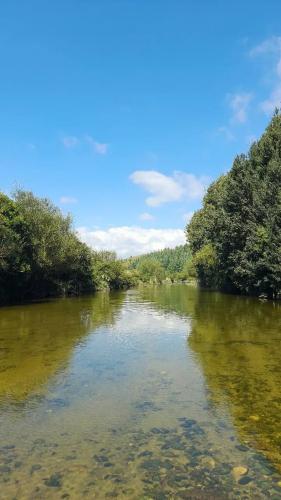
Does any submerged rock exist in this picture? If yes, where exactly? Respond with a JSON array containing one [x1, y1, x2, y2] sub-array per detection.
[[232, 466, 248, 481], [178, 418, 197, 428], [2, 444, 15, 450], [141, 459, 162, 471], [48, 398, 69, 408], [0, 465, 11, 473], [150, 427, 170, 435], [235, 444, 249, 452], [45, 473, 62, 487], [238, 475, 252, 485], [249, 415, 260, 422], [93, 454, 109, 463], [138, 450, 153, 458], [200, 456, 216, 470], [30, 464, 42, 474]]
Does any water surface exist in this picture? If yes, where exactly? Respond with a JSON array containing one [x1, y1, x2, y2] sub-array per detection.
[[1, 285, 281, 499]]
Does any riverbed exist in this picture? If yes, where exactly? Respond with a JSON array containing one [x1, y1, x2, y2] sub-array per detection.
[[0, 285, 281, 498]]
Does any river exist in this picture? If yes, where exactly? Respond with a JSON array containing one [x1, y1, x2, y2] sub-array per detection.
[[0, 284, 281, 499]]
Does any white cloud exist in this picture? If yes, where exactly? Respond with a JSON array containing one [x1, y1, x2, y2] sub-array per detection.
[[77, 226, 186, 258], [85, 135, 108, 155], [176, 172, 208, 199], [250, 36, 281, 114], [130, 170, 208, 207], [228, 93, 253, 123], [61, 136, 79, 148], [130, 170, 182, 206], [60, 196, 78, 204], [139, 212, 155, 221]]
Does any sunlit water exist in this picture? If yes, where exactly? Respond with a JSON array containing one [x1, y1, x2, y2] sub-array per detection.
[[1, 285, 281, 499]]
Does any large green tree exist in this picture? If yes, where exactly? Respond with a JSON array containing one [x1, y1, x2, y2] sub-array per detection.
[[0, 190, 135, 303], [187, 110, 281, 299], [0, 193, 27, 301]]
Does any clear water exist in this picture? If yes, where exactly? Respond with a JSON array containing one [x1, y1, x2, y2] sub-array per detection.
[[0, 285, 281, 499]]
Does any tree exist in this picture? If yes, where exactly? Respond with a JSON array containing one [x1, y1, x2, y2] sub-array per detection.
[[137, 259, 165, 283], [187, 110, 281, 298], [126, 244, 192, 281], [92, 251, 136, 289], [0, 194, 28, 301]]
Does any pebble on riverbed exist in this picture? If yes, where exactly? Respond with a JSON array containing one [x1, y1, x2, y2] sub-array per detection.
[[232, 466, 248, 481]]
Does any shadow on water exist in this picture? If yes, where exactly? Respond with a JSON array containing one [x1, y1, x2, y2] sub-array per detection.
[[0, 291, 125, 401], [140, 284, 281, 472], [188, 290, 281, 472]]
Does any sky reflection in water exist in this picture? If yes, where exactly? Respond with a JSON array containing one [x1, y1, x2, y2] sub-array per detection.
[[0, 285, 281, 499]]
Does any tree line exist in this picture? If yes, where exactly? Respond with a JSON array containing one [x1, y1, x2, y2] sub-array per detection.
[[0, 190, 134, 304], [126, 244, 192, 284], [186, 110, 281, 299]]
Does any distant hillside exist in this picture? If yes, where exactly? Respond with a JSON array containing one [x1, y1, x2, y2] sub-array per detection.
[[126, 244, 191, 275]]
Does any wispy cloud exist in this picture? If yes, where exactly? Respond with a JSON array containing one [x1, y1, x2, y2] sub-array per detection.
[[130, 170, 208, 207], [60, 196, 78, 204], [250, 36, 281, 114], [94, 142, 108, 155], [139, 212, 155, 221], [217, 126, 235, 141], [77, 226, 185, 258], [249, 36, 281, 57], [262, 87, 281, 114], [228, 92, 253, 123], [85, 135, 109, 155], [61, 136, 80, 148], [61, 135, 109, 154], [217, 92, 252, 142]]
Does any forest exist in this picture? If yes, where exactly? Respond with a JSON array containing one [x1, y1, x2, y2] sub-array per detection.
[[126, 245, 192, 283], [187, 110, 281, 299]]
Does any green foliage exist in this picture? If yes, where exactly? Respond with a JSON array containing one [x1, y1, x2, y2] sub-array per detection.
[[0, 190, 133, 304], [0, 190, 94, 302], [126, 244, 192, 282], [136, 258, 165, 284], [192, 243, 218, 287], [0, 194, 28, 301], [92, 251, 137, 290], [187, 110, 281, 298]]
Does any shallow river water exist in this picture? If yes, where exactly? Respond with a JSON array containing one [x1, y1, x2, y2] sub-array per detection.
[[1, 284, 281, 499]]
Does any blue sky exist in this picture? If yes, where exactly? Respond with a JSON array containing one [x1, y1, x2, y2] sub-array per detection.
[[1, 1, 281, 256]]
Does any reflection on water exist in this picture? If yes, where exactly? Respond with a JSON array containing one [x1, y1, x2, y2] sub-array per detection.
[[188, 290, 281, 472], [0, 292, 125, 400], [0, 285, 281, 498]]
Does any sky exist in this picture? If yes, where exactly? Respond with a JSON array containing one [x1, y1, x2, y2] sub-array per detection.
[[1, 1, 281, 257]]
